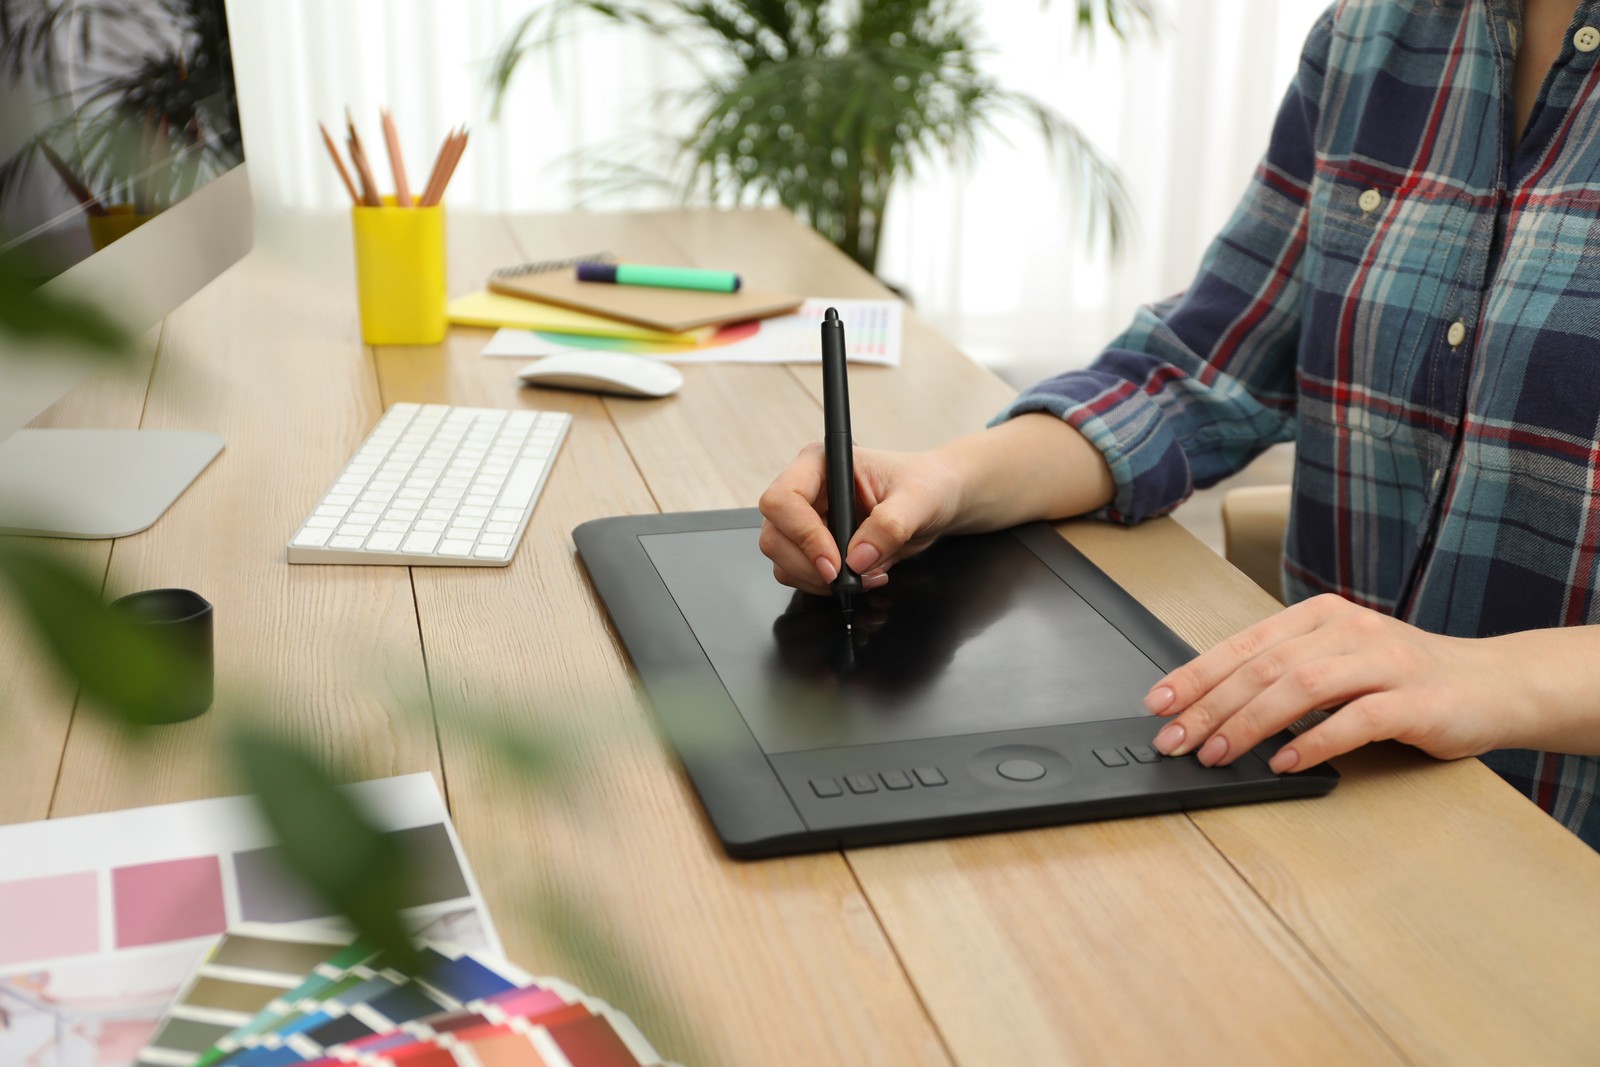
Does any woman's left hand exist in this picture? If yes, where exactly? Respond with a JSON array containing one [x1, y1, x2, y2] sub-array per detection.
[[1145, 593, 1518, 773]]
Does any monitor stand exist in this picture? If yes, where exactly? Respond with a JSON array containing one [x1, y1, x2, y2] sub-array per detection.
[[0, 429, 224, 538]]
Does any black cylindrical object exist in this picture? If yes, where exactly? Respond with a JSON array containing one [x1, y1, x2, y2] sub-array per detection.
[[822, 308, 864, 622]]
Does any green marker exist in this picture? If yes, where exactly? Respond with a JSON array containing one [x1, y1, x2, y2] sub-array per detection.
[[576, 261, 741, 293]]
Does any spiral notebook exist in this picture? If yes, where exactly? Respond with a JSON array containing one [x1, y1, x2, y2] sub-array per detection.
[[488, 253, 803, 333]]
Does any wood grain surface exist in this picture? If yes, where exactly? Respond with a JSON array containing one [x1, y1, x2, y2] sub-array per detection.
[[3, 208, 1597, 1067]]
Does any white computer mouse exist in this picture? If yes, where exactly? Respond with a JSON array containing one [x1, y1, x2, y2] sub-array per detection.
[[516, 352, 684, 398]]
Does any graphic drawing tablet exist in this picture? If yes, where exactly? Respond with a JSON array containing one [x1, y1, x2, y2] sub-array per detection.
[[574, 509, 1337, 857]]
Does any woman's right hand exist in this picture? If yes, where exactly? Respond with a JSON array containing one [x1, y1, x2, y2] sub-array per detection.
[[757, 443, 965, 596]]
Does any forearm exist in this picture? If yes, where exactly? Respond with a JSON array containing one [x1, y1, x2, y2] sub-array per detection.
[[1492, 626, 1600, 755], [935, 412, 1115, 535]]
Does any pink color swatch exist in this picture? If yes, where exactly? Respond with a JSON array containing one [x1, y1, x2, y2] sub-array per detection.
[[0, 871, 100, 965], [112, 856, 227, 949]]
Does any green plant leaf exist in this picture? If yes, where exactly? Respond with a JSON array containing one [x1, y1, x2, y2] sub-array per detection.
[[229, 725, 426, 974], [0, 541, 204, 726], [0, 245, 131, 357]]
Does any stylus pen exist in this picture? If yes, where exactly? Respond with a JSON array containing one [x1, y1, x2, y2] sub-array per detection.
[[822, 307, 864, 632]]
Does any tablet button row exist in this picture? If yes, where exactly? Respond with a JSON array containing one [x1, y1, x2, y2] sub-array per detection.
[[810, 766, 948, 799]]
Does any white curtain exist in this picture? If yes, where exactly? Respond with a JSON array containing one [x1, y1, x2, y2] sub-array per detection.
[[226, 0, 1329, 385]]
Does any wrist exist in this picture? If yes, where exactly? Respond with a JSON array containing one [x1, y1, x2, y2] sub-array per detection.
[[1481, 627, 1600, 754]]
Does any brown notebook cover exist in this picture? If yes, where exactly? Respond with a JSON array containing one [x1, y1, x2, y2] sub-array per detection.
[[489, 268, 804, 334]]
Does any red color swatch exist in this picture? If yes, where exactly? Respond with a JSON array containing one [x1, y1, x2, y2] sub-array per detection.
[[112, 856, 227, 948]]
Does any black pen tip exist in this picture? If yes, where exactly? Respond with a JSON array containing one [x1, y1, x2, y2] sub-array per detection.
[[824, 307, 840, 322]]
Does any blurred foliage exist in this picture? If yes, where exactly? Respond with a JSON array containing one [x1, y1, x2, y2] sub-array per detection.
[[0, 542, 203, 726], [0, 0, 243, 214], [230, 726, 426, 974], [0, 245, 131, 356], [491, 0, 1155, 274]]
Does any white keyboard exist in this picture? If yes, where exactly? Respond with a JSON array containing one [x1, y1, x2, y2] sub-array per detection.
[[288, 403, 570, 566]]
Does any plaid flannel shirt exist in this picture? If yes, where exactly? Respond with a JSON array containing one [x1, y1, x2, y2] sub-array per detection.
[[999, 0, 1600, 846]]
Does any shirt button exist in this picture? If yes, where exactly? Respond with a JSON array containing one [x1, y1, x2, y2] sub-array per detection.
[[1576, 26, 1600, 52], [1358, 188, 1383, 213], [1447, 321, 1467, 347]]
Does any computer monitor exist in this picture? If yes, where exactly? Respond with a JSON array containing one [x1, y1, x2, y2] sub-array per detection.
[[0, 0, 251, 537]]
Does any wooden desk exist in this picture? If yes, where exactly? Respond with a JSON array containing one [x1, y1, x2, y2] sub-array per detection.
[[5, 209, 1599, 1066]]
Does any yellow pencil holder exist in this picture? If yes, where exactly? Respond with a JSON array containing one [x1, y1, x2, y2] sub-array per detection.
[[87, 204, 155, 251], [351, 197, 447, 345]]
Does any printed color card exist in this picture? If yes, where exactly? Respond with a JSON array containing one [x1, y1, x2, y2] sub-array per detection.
[[0, 774, 500, 1067]]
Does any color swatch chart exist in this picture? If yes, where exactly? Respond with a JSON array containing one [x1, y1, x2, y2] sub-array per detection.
[[0, 774, 498, 1067], [480, 298, 904, 367], [138, 929, 665, 1067]]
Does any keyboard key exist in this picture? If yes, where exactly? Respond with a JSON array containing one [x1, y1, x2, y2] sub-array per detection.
[[367, 532, 404, 552], [465, 494, 498, 508], [305, 516, 339, 529], [330, 535, 365, 549], [337, 524, 373, 538], [480, 532, 512, 546], [413, 519, 447, 532], [421, 508, 454, 521], [492, 508, 523, 524], [458, 505, 490, 518], [485, 521, 518, 535], [473, 543, 512, 559], [438, 539, 474, 556], [403, 531, 440, 554], [377, 520, 410, 533], [497, 460, 546, 509], [292, 527, 333, 548]]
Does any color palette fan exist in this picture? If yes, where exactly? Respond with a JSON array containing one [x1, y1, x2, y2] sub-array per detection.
[[138, 929, 667, 1067]]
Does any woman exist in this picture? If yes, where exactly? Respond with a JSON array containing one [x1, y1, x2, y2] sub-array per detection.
[[758, 0, 1600, 847]]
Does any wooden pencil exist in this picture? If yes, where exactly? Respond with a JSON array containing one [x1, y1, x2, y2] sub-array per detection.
[[419, 127, 459, 207], [417, 129, 453, 209], [422, 128, 468, 207], [380, 107, 412, 207], [36, 139, 107, 216], [318, 121, 360, 205], [345, 110, 381, 206], [347, 130, 382, 207]]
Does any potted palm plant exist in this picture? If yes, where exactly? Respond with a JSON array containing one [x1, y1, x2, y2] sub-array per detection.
[[491, 0, 1155, 275]]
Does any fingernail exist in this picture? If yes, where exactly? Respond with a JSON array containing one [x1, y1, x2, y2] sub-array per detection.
[[846, 543, 880, 573], [865, 572, 890, 589], [815, 556, 838, 582], [1197, 735, 1228, 767], [1269, 748, 1299, 774], [1153, 722, 1185, 755], [1144, 686, 1175, 713]]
